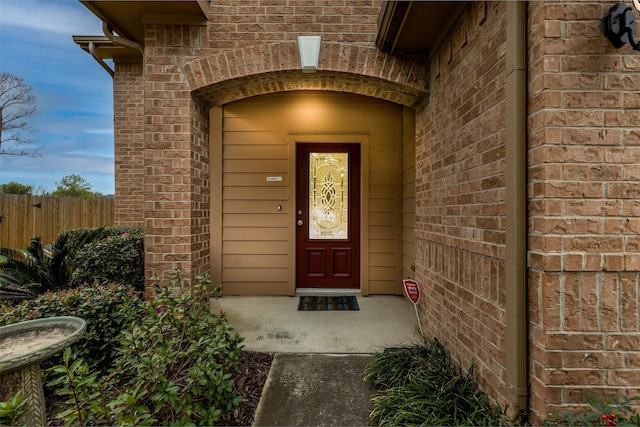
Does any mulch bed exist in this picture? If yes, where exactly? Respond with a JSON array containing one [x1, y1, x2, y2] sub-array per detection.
[[218, 350, 275, 426]]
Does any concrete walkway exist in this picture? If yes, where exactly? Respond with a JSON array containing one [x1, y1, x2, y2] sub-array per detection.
[[211, 294, 421, 426], [211, 294, 422, 353]]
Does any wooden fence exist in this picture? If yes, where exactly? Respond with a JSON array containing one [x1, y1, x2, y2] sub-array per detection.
[[0, 194, 114, 249]]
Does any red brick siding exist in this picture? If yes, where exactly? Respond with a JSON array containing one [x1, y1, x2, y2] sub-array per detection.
[[113, 61, 144, 226], [414, 1, 508, 406], [528, 0, 640, 420]]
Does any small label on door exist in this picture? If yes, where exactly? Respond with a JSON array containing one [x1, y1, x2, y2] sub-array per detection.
[[266, 176, 283, 182]]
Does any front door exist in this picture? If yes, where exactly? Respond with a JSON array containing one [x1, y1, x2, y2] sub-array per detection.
[[296, 143, 360, 288]]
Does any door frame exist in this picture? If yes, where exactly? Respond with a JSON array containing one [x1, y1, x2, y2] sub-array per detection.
[[287, 133, 370, 295]]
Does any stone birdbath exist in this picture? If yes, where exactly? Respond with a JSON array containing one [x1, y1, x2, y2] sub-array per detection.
[[0, 316, 86, 425]]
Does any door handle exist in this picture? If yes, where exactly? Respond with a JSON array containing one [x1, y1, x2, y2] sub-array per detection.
[[297, 219, 304, 227]]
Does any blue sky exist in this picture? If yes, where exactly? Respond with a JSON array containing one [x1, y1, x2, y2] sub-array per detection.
[[0, 0, 115, 194]]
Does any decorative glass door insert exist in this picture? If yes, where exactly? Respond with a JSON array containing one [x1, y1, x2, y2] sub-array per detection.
[[308, 152, 348, 239]]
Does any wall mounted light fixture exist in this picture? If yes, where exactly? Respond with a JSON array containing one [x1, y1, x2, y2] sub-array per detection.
[[297, 36, 322, 73], [604, 2, 640, 50]]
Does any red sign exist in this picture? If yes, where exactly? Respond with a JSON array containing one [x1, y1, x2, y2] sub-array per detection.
[[403, 279, 420, 304]]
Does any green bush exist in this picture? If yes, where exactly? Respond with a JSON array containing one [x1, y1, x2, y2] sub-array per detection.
[[364, 339, 505, 426], [46, 271, 244, 426], [70, 227, 144, 292], [0, 226, 143, 302], [0, 283, 145, 373]]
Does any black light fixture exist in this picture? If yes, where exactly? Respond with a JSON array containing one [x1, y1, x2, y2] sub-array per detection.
[[603, 2, 640, 50], [31, 203, 42, 208]]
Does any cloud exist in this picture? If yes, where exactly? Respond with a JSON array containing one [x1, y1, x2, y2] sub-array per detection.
[[0, 0, 115, 194], [0, 0, 103, 36]]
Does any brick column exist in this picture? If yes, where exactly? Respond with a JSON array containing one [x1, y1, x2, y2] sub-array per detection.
[[143, 24, 210, 292], [113, 61, 144, 226]]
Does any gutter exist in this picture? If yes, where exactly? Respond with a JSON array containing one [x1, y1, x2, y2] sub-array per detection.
[[505, 0, 528, 419], [102, 22, 144, 56], [88, 41, 114, 78]]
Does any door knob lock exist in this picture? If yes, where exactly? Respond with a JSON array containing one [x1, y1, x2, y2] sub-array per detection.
[[297, 220, 304, 227]]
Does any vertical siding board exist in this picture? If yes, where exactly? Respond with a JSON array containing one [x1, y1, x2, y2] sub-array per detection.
[[0, 195, 114, 248]]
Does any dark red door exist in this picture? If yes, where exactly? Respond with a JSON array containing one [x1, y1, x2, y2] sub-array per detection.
[[296, 143, 360, 288]]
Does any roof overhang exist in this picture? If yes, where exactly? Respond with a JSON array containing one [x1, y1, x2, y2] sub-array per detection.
[[73, 35, 140, 61], [74, 0, 209, 61], [80, 0, 209, 43], [376, 1, 467, 56]]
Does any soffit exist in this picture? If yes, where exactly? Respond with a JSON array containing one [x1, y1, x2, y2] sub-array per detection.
[[376, 1, 467, 55], [79, 0, 209, 43]]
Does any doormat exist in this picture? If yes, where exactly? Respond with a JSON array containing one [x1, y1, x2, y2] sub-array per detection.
[[297, 295, 359, 311]]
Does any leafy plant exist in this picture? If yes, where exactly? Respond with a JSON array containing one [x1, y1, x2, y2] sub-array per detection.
[[365, 339, 504, 426], [0, 226, 144, 302], [70, 228, 144, 291], [0, 283, 145, 373], [546, 395, 640, 426], [108, 270, 243, 425], [0, 391, 28, 426], [44, 271, 244, 426], [47, 347, 111, 427]]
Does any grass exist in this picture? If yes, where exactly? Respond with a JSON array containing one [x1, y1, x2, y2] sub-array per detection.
[[364, 339, 505, 426]]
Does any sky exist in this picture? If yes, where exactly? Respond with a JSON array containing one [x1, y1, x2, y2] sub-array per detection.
[[0, 0, 115, 195]]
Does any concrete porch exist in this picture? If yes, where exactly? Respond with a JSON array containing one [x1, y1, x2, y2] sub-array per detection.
[[211, 294, 422, 353]]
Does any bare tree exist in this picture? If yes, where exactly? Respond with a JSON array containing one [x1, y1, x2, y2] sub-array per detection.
[[0, 72, 39, 157]]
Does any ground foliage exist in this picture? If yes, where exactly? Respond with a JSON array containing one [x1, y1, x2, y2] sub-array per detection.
[[364, 339, 505, 426], [0, 226, 144, 302], [1, 271, 273, 426], [41, 272, 244, 426]]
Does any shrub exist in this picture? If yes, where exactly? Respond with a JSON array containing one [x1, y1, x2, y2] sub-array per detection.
[[0, 283, 145, 373], [0, 226, 140, 302], [46, 271, 244, 426], [364, 339, 505, 426], [70, 227, 144, 292]]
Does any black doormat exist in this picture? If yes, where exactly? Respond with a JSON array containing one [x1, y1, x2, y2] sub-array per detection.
[[297, 295, 359, 311]]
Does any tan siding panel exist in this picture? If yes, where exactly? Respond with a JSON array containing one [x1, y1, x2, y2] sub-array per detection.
[[221, 92, 404, 295], [224, 200, 290, 214], [223, 131, 285, 145], [224, 173, 290, 187], [370, 225, 396, 240], [224, 159, 288, 173], [223, 187, 289, 200], [223, 214, 287, 227], [370, 266, 397, 281], [223, 268, 289, 282], [223, 254, 289, 268], [370, 185, 396, 199], [370, 239, 396, 253], [370, 198, 396, 213], [223, 227, 288, 241], [223, 240, 289, 254], [224, 144, 288, 159], [370, 212, 396, 226]]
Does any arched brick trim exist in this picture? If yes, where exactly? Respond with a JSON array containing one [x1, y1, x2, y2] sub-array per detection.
[[183, 42, 429, 107]]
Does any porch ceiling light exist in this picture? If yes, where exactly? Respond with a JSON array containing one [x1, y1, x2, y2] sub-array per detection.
[[297, 35, 322, 73]]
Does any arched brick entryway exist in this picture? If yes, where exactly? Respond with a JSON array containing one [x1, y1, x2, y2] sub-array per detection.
[[183, 42, 429, 107]]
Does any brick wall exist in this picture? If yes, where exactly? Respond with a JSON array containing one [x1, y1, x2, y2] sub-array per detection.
[[414, 1, 509, 406], [528, 0, 640, 420], [113, 61, 144, 226], [112, 1, 431, 288], [141, 23, 210, 288]]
